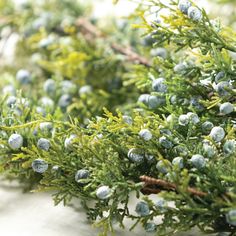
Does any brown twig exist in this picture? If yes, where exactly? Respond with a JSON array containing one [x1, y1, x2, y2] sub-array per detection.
[[76, 18, 151, 67], [140, 175, 207, 197]]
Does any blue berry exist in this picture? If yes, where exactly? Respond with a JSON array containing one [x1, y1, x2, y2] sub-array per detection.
[[210, 126, 225, 142], [79, 85, 92, 95], [36, 106, 46, 116], [39, 122, 53, 132], [223, 140, 235, 156], [40, 96, 54, 109], [187, 112, 200, 124], [215, 71, 225, 83], [135, 201, 150, 216], [178, 0, 192, 14], [6, 96, 17, 107], [122, 115, 133, 125], [138, 94, 149, 105], [202, 121, 214, 134], [58, 94, 72, 109], [145, 222, 157, 233], [203, 143, 215, 158], [190, 154, 206, 169], [139, 129, 152, 141], [32, 158, 48, 173], [159, 136, 173, 149], [178, 114, 189, 126], [16, 69, 32, 84], [60, 80, 77, 95], [37, 138, 50, 151], [156, 160, 168, 174], [150, 48, 167, 59], [188, 6, 202, 21], [96, 185, 111, 200], [127, 148, 144, 163], [174, 62, 187, 74], [152, 78, 167, 93], [215, 81, 232, 96], [8, 134, 23, 149], [147, 95, 165, 109], [220, 102, 234, 115], [3, 85, 16, 95], [64, 134, 77, 150], [155, 198, 167, 212], [43, 79, 56, 95], [226, 209, 236, 226], [75, 169, 90, 183], [172, 156, 184, 169]]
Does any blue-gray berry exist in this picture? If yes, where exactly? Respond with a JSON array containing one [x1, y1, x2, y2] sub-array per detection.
[[223, 140, 235, 156], [139, 129, 152, 141], [75, 169, 90, 183], [152, 78, 167, 93], [155, 198, 167, 212], [190, 154, 206, 169], [127, 148, 144, 163], [6, 96, 17, 107], [215, 81, 232, 96], [96, 185, 111, 200], [32, 158, 48, 173], [3, 85, 16, 96], [60, 80, 77, 95], [226, 209, 236, 226], [58, 94, 72, 108], [39, 122, 53, 132], [188, 6, 202, 21], [210, 126, 225, 142], [174, 62, 187, 74], [150, 48, 167, 59], [43, 79, 56, 95], [215, 71, 225, 83], [79, 85, 92, 95], [122, 115, 133, 125], [203, 143, 215, 158], [37, 138, 50, 151], [147, 95, 165, 109], [159, 136, 173, 149], [145, 222, 157, 233], [16, 69, 32, 84], [187, 112, 200, 124], [36, 106, 46, 116], [172, 156, 184, 169], [8, 133, 23, 149], [202, 121, 214, 134], [40, 96, 54, 109], [156, 160, 168, 174], [178, 114, 189, 126], [38, 37, 54, 49], [64, 134, 77, 149], [135, 201, 150, 216], [220, 102, 234, 115], [178, 0, 192, 14]]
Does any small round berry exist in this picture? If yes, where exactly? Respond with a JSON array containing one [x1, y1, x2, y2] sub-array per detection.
[[64, 134, 77, 150], [75, 169, 90, 183], [172, 156, 184, 169], [152, 78, 167, 93], [159, 136, 173, 149], [155, 198, 167, 212], [79, 85, 92, 95], [122, 115, 133, 125], [220, 102, 234, 115], [135, 201, 150, 216], [16, 69, 32, 84], [40, 96, 54, 109], [147, 95, 165, 109], [187, 112, 200, 124], [37, 138, 50, 151], [190, 96, 204, 111], [6, 96, 17, 107], [190, 154, 206, 169], [58, 94, 72, 109], [223, 140, 235, 156], [96, 186, 111, 200], [178, 0, 192, 14], [39, 122, 53, 132], [43, 79, 56, 95], [145, 222, 157, 233], [174, 62, 187, 74], [32, 158, 48, 173], [215, 81, 232, 97], [188, 6, 202, 21], [36, 106, 46, 116], [178, 114, 189, 126], [127, 148, 144, 163], [3, 85, 16, 96], [203, 143, 215, 158], [60, 80, 77, 95], [201, 121, 214, 134], [138, 94, 149, 105], [8, 134, 23, 149], [139, 129, 152, 141], [210, 126, 225, 142], [226, 209, 236, 226], [156, 160, 168, 174], [215, 71, 225, 83], [38, 37, 54, 49]]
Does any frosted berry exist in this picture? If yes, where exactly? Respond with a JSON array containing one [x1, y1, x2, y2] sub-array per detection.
[[64, 134, 77, 149], [172, 156, 184, 169], [155, 198, 167, 212], [203, 143, 215, 158], [127, 148, 144, 163], [215, 71, 225, 83], [139, 129, 152, 141], [16, 69, 31, 84], [152, 78, 167, 93], [202, 121, 214, 134], [138, 94, 149, 105], [60, 80, 77, 95], [96, 185, 111, 200], [220, 102, 234, 115], [174, 62, 187, 74], [147, 95, 165, 109], [188, 6, 202, 21], [39, 122, 53, 132], [226, 209, 236, 226], [79, 85, 92, 95], [32, 158, 48, 173], [210, 126, 225, 142], [215, 81, 232, 96], [159, 136, 173, 149], [156, 160, 168, 174], [37, 138, 50, 151], [3, 85, 16, 96], [145, 222, 157, 233], [6, 96, 17, 107], [223, 140, 235, 156], [8, 134, 23, 149], [178, 0, 192, 14], [187, 112, 200, 124], [190, 154, 206, 169], [122, 115, 133, 125], [150, 48, 167, 59], [75, 169, 90, 183], [58, 94, 72, 109], [135, 201, 150, 216], [43, 79, 56, 95], [40, 96, 54, 109], [178, 114, 189, 126]]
